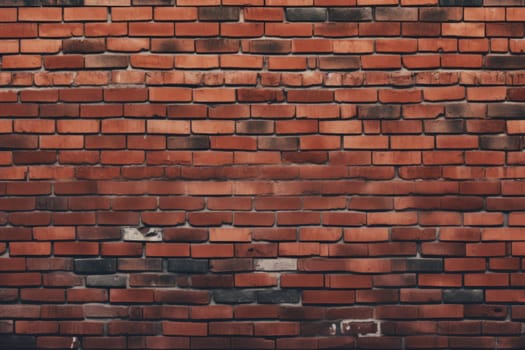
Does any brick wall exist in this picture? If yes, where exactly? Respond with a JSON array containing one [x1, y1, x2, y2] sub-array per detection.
[[1, 0, 525, 349]]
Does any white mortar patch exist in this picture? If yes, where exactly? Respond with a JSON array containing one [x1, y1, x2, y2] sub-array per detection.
[[254, 258, 297, 271], [122, 227, 162, 241]]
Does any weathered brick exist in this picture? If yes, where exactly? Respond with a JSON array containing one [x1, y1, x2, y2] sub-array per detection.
[[486, 56, 525, 69], [443, 289, 483, 303], [167, 259, 209, 274], [86, 275, 127, 287], [213, 290, 255, 304], [257, 290, 301, 304], [358, 105, 401, 119], [286, 8, 326, 22], [488, 104, 525, 118], [250, 40, 291, 54], [74, 259, 117, 275], [198, 7, 240, 21], [406, 259, 443, 272], [63, 39, 105, 53], [480, 136, 522, 150], [328, 8, 372, 22], [0, 336, 36, 349]]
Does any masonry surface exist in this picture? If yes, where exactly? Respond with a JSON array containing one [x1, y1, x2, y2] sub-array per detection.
[[0, 0, 525, 349]]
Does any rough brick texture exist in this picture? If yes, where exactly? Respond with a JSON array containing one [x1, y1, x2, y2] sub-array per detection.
[[1, 0, 525, 349]]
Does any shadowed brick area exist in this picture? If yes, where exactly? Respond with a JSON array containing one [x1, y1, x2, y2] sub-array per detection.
[[1, 0, 525, 349]]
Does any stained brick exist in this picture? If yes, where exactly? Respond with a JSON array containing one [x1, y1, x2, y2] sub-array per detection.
[[213, 290, 255, 304], [168, 259, 209, 274], [74, 259, 117, 275], [198, 7, 240, 21], [329, 8, 372, 22]]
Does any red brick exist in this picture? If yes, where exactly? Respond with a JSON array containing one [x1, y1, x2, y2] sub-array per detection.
[[112, 7, 152, 21], [2, 55, 41, 69], [64, 7, 107, 21], [110, 289, 154, 303], [54, 242, 99, 256], [0, 23, 37, 38], [163, 321, 207, 336]]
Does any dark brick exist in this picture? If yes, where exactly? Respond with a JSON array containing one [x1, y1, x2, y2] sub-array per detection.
[[130, 274, 178, 287], [358, 105, 401, 120], [286, 8, 326, 22], [424, 120, 465, 134], [250, 40, 291, 54], [63, 39, 105, 54], [213, 289, 255, 304], [487, 23, 524, 38], [280, 306, 324, 320], [328, 8, 372, 22], [443, 289, 483, 303], [74, 258, 117, 275], [78, 227, 121, 241], [446, 104, 486, 118], [168, 259, 209, 274], [0, 320, 12, 333], [341, 321, 378, 336], [301, 321, 338, 336], [282, 151, 328, 164], [237, 120, 274, 135], [486, 56, 525, 70], [257, 289, 301, 304], [319, 57, 360, 70], [439, 0, 482, 5], [118, 258, 163, 272], [0, 0, 40, 5], [465, 305, 507, 319], [0, 135, 38, 149], [237, 89, 284, 103], [167, 136, 210, 150], [405, 259, 443, 272], [13, 151, 56, 165], [210, 259, 253, 273], [0, 335, 36, 349], [86, 274, 127, 287], [85, 55, 129, 69], [258, 137, 299, 151], [375, 8, 418, 21], [151, 39, 195, 53], [196, 39, 239, 53], [488, 104, 525, 118], [508, 88, 525, 101], [0, 289, 18, 302], [198, 7, 240, 21], [35, 197, 67, 210], [480, 136, 522, 150], [419, 8, 463, 22], [163, 228, 209, 242]]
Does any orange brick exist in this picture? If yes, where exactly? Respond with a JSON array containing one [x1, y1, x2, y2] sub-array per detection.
[[64, 7, 107, 21]]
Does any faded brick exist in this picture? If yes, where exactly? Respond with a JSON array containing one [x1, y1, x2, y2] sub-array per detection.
[[286, 8, 326, 22], [74, 259, 117, 275], [328, 8, 372, 22]]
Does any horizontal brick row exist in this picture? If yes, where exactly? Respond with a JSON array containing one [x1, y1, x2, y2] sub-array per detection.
[[3, 7, 525, 22], [2, 0, 523, 7]]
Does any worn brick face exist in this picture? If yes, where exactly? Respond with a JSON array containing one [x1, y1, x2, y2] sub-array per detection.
[[0, 0, 524, 347]]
